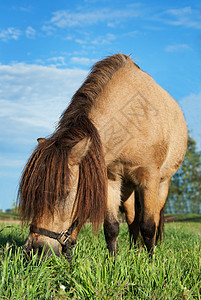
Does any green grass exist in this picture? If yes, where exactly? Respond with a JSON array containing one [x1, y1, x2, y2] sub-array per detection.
[[0, 219, 200, 299], [0, 211, 19, 221]]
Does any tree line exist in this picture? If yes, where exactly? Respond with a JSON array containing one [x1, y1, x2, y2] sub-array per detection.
[[165, 134, 201, 214]]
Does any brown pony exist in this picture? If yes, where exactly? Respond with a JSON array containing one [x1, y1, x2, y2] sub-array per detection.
[[18, 54, 187, 258]]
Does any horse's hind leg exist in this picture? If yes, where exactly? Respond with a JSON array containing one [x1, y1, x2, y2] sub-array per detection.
[[123, 193, 135, 248], [104, 179, 121, 256], [123, 190, 142, 248], [133, 190, 142, 246], [156, 180, 170, 243]]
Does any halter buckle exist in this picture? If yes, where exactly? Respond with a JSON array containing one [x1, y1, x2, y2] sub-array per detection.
[[57, 231, 71, 246]]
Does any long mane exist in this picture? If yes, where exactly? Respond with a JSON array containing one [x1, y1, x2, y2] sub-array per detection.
[[18, 54, 129, 228]]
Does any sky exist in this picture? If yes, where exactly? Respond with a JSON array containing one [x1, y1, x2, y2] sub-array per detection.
[[0, 0, 201, 210]]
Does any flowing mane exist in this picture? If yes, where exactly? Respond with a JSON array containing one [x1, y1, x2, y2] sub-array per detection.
[[18, 54, 129, 228]]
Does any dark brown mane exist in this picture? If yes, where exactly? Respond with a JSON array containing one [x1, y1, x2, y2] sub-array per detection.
[[58, 54, 128, 129], [18, 54, 129, 228]]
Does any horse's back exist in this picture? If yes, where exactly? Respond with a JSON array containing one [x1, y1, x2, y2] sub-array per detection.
[[91, 56, 187, 180]]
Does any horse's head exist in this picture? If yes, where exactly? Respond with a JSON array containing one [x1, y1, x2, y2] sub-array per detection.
[[21, 136, 91, 259]]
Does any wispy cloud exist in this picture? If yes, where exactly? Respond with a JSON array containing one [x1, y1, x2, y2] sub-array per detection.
[[75, 39, 88, 45], [70, 57, 97, 66], [46, 56, 66, 67], [92, 33, 116, 45], [155, 6, 201, 29], [12, 5, 33, 13], [25, 26, 36, 39], [0, 26, 36, 42], [73, 32, 117, 50], [0, 27, 22, 42], [35, 55, 95, 67], [0, 63, 87, 135], [0, 62, 88, 207], [43, 5, 143, 30], [165, 44, 191, 53]]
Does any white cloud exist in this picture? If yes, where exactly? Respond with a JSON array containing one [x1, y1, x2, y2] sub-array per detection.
[[71, 57, 97, 66], [43, 6, 142, 30], [12, 6, 32, 13], [47, 56, 66, 67], [74, 33, 116, 48], [0, 62, 89, 209], [0, 63, 88, 139], [25, 26, 36, 39], [41, 25, 55, 35], [75, 39, 88, 45], [165, 44, 191, 53], [123, 30, 139, 38], [44, 5, 200, 33], [0, 26, 36, 41], [0, 27, 22, 41], [92, 33, 116, 45], [155, 6, 201, 29]]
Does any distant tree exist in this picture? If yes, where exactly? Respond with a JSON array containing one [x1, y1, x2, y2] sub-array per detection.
[[166, 135, 201, 214], [12, 200, 19, 215]]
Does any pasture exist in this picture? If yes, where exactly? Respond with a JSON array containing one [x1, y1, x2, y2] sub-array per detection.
[[0, 216, 200, 299]]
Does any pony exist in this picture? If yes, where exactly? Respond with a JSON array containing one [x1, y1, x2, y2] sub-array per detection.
[[18, 54, 187, 258]]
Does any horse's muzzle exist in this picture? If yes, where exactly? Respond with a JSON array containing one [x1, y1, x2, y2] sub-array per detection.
[[61, 243, 75, 262], [23, 235, 75, 262], [23, 235, 61, 259]]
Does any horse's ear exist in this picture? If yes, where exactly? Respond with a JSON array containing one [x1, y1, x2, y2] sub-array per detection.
[[68, 137, 91, 165], [37, 138, 46, 145]]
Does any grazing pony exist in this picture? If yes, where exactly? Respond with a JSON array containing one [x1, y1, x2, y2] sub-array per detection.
[[18, 54, 187, 258]]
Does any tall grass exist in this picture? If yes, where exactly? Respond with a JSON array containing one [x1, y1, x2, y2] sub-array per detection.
[[0, 221, 200, 299]]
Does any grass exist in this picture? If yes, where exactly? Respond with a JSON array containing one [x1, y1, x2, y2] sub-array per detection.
[[0, 217, 200, 299], [0, 211, 19, 221]]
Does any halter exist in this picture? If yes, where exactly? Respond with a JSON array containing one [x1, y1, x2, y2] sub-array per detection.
[[30, 219, 79, 247]]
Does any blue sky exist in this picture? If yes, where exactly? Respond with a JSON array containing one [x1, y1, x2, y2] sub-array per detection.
[[0, 0, 201, 210]]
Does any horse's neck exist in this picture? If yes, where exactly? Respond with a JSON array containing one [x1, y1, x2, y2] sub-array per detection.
[[89, 62, 140, 162]]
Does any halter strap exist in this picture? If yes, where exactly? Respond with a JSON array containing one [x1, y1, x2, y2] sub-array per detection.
[[30, 219, 79, 246]]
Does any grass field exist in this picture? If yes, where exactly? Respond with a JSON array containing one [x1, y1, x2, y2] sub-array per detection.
[[0, 216, 200, 299], [0, 211, 19, 222]]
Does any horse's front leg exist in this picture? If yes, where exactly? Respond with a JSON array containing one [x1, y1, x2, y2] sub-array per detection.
[[104, 219, 119, 256], [104, 179, 121, 256]]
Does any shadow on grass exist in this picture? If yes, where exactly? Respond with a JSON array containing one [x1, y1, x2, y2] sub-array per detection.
[[165, 215, 201, 223], [175, 216, 201, 223]]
